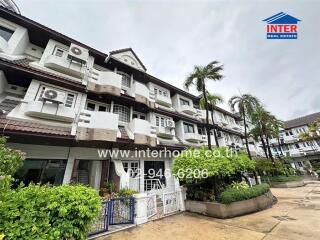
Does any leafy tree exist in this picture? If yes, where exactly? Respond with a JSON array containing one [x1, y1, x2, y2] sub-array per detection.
[[228, 94, 260, 159], [185, 61, 224, 149], [199, 92, 224, 147], [0, 137, 24, 176], [173, 146, 255, 181]]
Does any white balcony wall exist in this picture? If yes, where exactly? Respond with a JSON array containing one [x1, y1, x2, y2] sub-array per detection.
[[131, 81, 150, 100], [147, 83, 172, 107], [24, 101, 76, 123], [0, 17, 29, 55], [89, 71, 122, 89], [172, 94, 197, 116], [78, 110, 119, 130], [128, 118, 155, 137], [283, 135, 298, 143]]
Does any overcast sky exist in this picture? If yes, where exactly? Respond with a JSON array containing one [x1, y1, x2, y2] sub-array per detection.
[[16, 0, 320, 120]]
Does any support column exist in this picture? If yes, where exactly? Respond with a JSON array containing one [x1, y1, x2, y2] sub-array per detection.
[[62, 156, 75, 184], [133, 193, 148, 225]]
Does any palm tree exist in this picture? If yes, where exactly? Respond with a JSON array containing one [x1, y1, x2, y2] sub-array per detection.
[[185, 61, 224, 149], [250, 124, 269, 158], [228, 94, 260, 159], [199, 92, 224, 147]]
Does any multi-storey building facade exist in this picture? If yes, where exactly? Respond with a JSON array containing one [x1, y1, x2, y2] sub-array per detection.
[[0, 6, 260, 193], [269, 112, 320, 171]]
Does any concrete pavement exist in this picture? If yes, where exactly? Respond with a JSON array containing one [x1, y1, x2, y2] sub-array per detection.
[[98, 181, 320, 240]]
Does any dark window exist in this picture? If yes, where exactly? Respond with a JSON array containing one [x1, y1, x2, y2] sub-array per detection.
[[295, 144, 300, 149], [86, 103, 95, 111], [132, 114, 138, 119], [65, 94, 75, 108], [14, 159, 67, 186], [140, 115, 146, 120], [0, 25, 14, 41], [180, 98, 190, 106], [98, 106, 107, 112], [183, 123, 194, 133]]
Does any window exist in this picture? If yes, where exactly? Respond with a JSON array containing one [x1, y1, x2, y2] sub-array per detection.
[[198, 128, 205, 135], [295, 144, 300, 149], [65, 94, 75, 108], [0, 25, 14, 41], [183, 122, 194, 133], [154, 88, 168, 98], [155, 115, 169, 127], [14, 159, 67, 186], [113, 104, 130, 122], [55, 49, 64, 57], [86, 103, 96, 111], [180, 98, 190, 106], [297, 162, 303, 167], [132, 112, 146, 120], [98, 106, 107, 112], [123, 161, 139, 177], [118, 71, 131, 88]]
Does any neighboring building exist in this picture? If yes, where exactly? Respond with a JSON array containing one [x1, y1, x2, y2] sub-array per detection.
[[0, 6, 262, 194], [269, 112, 320, 171], [0, 0, 20, 14]]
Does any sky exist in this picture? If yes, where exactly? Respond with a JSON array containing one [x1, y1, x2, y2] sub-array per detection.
[[16, 0, 320, 121]]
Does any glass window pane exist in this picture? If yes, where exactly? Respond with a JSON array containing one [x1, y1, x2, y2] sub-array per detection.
[[0, 25, 14, 41]]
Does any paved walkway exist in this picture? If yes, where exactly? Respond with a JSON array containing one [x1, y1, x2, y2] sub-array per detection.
[[98, 181, 320, 240]]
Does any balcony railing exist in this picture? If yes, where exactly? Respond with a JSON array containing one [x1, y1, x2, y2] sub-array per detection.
[[155, 126, 175, 139], [282, 135, 299, 143], [184, 132, 205, 142], [24, 101, 75, 123], [87, 71, 122, 96], [77, 110, 119, 141], [154, 93, 172, 107], [128, 118, 157, 146], [44, 54, 86, 78], [180, 104, 197, 115]]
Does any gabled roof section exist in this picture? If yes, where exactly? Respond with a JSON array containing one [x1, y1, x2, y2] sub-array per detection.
[[263, 12, 301, 24], [284, 112, 320, 129], [109, 48, 147, 71]]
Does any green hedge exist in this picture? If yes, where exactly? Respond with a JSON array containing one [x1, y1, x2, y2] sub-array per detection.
[[0, 184, 101, 240], [219, 183, 270, 204], [266, 175, 302, 183]]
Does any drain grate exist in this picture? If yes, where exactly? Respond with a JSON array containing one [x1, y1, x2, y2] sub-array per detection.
[[272, 215, 297, 221]]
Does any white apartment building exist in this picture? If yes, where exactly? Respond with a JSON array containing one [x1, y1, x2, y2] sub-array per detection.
[[0, 6, 258, 195], [269, 112, 320, 171]]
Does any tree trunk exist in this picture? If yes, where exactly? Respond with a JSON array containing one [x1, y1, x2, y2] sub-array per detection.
[[260, 134, 269, 158], [242, 109, 252, 160], [211, 105, 219, 147], [277, 137, 284, 156], [265, 136, 275, 165], [202, 84, 212, 150]]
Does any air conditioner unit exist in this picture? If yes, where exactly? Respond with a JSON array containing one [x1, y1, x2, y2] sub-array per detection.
[[42, 88, 66, 104], [165, 119, 175, 128], [68, 43, 89, 64]]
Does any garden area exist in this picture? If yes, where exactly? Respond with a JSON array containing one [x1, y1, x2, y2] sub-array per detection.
[[0, 137, 102, 240]]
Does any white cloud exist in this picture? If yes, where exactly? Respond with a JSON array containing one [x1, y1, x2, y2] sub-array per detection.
[[17, 0, 320, 120]]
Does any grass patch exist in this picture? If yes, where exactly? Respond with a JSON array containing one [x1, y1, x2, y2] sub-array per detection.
[[219, 183, 270, 204], [265, 175, 302, 183]]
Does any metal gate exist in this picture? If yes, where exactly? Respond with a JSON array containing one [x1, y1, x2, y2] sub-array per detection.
[[108, 197, 135, 225], [89, 201, 109, 236], [89, 197, 135, 236]]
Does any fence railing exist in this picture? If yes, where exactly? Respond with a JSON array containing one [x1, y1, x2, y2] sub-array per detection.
[[146, 194, 157, 218], [163, 191, 179, 215], [89, 197, 135, 236], [145, 179, 163, 192]]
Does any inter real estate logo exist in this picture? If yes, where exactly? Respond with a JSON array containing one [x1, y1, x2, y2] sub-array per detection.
[[263, 12, 301, 39]]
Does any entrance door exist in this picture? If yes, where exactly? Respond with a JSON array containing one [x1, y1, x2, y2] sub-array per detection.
[[144, 161, 165, 191], [122, 161, 140, 191]]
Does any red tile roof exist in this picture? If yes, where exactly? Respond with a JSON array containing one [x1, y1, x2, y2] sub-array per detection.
[[0, 99, 72, 137]]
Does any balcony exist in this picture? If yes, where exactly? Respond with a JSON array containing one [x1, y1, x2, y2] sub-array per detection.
[[77, 110, 119, 141], [128, 118, 157, 146], [0, 37, 9, 53], [154, 93, 172, 107], [283, 135, 299, 143], [180, 104, 197, 115], [44, 55, 85, 78], [288, 149, 303, 157], [155, 126, 175, 139], [184, 132, 205, 142], [87, 72, 122, 96], [130, 82, 154, 108], [25, 101, 75, 123]]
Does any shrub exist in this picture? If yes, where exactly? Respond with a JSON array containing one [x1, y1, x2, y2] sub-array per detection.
[[173, 146, 255, 181], [118, 188, 138, 197], [265, 175, 302, 183], [0, 184, 101, 240], [316, 169, 320, 176], [219, 183, 270, 204], [228, 181, 249, 190], [0, 137, 24, 176], [254, 157, 284, 176]]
